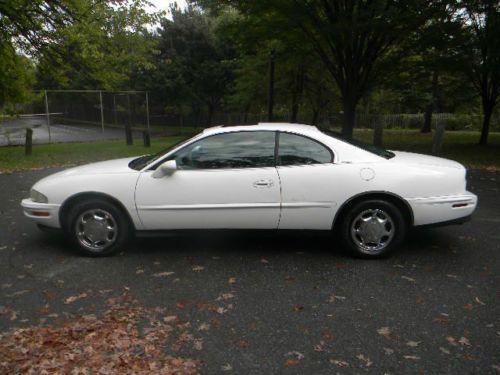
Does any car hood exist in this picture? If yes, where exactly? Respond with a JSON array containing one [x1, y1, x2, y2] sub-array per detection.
[[39, 157, 138, 182], [389, 151, 463, 169]]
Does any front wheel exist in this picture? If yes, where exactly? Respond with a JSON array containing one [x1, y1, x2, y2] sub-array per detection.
[[340, 199, 406, 258], [67, 199, 131, 257]]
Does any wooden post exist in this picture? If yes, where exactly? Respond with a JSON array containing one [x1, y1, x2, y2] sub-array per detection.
[[145, 91, 151, 145], [432, 124, 445, 155], [44, 90, 51, 144], [25, 128, 33, 156], [125, 94, 133, 146], [373, 121, 383, 147], [99, 91, 105, 133], [143, 130, 151, 147]]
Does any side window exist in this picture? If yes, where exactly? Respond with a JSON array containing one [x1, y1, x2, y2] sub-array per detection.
[[278, 132, 332, 166], [171, 131, 276, 169]]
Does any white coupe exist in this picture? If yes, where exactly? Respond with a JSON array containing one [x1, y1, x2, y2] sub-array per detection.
[[22, 123, 477, 258]]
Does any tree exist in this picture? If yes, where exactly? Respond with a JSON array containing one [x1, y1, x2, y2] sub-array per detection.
[[152, 5, 235, 125], [36, 0, 158, 90], [202, 0, 439, 138], [458, 0, 499, 145]]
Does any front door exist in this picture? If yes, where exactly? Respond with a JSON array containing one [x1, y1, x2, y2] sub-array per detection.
[[135, 131, 281, 230]]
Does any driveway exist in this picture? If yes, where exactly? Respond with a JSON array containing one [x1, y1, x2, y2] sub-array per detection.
[[0, 168, 498, 373]]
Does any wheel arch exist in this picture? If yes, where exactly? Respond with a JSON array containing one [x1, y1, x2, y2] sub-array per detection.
[[59, 191, 136, 232], [332, 191, 414, 231]]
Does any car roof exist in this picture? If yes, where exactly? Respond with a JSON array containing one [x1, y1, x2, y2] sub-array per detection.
[[202, 123, 321, 136]]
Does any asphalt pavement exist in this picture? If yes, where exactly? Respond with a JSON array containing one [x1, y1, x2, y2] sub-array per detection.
[[0, 168, 498, 374]]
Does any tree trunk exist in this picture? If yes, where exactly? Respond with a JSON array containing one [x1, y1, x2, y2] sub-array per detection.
[[311, 109, 319, 126], [267, 50, 275, 122], [421, 69, 439, 133], [341, 96, 356, 139], [422, 103, 433, 133], [206, 104, 214, 127], [479, 106, 492, 146], [243, 103, 250, 124], [290, 65, 305, 123]]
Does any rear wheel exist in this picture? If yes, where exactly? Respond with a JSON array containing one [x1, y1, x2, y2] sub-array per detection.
[[66, 199, 131, 256], [340, 199, 406, 258]]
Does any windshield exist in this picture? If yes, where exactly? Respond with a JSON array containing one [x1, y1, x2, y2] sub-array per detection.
[[128, 135, 196, 170], [321, 129, 395, 159]]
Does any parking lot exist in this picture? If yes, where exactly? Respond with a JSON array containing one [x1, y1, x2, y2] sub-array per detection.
[[0, 168, 498, 373], [0, 118, 141, 146]]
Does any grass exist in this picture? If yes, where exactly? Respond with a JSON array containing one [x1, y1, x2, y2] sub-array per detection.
[[0, 137, 186, 173], [0, 129, 498, 173], [352, 129, 500, 170]]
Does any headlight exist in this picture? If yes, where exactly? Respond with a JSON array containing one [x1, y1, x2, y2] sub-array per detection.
[[30, 189, 48, 203]]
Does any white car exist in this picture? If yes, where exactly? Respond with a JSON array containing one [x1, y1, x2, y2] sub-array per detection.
[[21, 123, 477, 258]]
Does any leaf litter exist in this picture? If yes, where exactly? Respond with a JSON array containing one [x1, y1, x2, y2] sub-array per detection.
[[0, 294, 200, 374]]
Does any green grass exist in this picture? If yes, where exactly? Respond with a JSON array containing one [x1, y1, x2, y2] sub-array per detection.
[[353, 129, 500, 170], [0, 137, 186, 172], [0, 130, 498, 173]]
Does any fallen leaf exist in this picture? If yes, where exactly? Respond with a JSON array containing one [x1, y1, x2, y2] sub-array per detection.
[[439, 347, 450, 355], [463, 303, 473, 311], [458, 337, 471, 346], [356, 354, 373, 367], [216, 293, 235, 301], [377, 326, 391, 339], [286, 351, 305, 360], [64, 293, 87, 304], [330, 359, 349, 367], [228, 277, 236, 284], [404, 355, 420, 360], [284, 359, 300, 367], [221, 363, 233, 371], [383, 347, 394, 355], [198, 323, 210, 331], [153, 271, 175, 277], [163, 315, 177, 323], [475, 297, 485, 305], [406, 341, 420, 347], [446, 336, 457, 346], [328, 294, 346, 302]]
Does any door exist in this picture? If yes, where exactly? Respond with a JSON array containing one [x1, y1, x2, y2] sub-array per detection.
[[135, 131, 281, 230], [276, 132, 339, 230]]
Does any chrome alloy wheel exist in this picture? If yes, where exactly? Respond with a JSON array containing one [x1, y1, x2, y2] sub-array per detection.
[[350, 208, 395, 253], [75, 209, 118, 252]]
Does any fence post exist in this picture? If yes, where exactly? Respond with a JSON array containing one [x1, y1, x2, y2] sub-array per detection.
[[432, 124, 445, 155], [44, 90, 51, 144], [145, 91, 151, 144], [143, 130, 151, 147], [25, 128, 33, 156], [373, 121, 383, 147], [124, 94, 133, 145], [99, 90, 105, 133]]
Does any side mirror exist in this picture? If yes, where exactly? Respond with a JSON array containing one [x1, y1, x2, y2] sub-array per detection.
[[152, 160, 177, 178]]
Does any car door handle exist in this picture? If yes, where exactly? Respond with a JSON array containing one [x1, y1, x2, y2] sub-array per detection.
[[253, 179, 274, 188]]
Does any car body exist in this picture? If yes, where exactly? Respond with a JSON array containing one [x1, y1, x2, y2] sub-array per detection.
[[21, 123, 477, 257]]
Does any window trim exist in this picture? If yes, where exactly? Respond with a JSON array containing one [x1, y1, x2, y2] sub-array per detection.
[[276, 131, 334, 167], [150, 130, 279, 171]]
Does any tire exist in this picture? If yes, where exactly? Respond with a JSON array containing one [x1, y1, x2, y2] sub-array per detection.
[[339, 199, 406, 258], [66, 198, 131, 257]]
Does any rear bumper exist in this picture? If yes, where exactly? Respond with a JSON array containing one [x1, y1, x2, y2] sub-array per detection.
[[407, 192, 477, 227], [21, 199, 61, 228]]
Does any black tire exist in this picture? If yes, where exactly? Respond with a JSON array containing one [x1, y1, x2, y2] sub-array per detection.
[[339, 199, 406, 259], [66, 198, 131, 257]]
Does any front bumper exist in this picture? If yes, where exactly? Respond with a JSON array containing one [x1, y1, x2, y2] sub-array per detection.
[[21, 199, 61, 228], [406, 192, 477, 226]]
